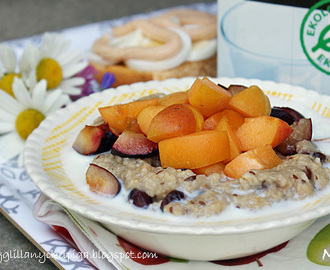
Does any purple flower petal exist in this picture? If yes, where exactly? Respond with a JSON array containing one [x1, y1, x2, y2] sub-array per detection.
[[100, 72, 116, 90]]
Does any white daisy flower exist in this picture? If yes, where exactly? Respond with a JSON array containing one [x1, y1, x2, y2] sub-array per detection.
[[0, 77, 70, 167], [0, 43, 38, 96], [30, 32, 88, 95]]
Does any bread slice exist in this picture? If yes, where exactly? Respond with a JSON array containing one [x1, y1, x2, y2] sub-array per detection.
[[90, 54, 217, 88]]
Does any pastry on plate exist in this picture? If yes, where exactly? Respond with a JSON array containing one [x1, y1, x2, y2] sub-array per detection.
[[87, 9, 217, 87]]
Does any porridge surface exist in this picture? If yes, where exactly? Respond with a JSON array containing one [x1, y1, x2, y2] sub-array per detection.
[[91, 140, 330, 217]]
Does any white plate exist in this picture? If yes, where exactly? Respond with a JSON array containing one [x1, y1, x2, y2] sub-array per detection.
[[24, 77, 330, 260]]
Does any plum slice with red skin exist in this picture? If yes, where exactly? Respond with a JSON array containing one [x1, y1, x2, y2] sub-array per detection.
[[73, 123, 117, 155], [86, 163, 120, 197], [271, 106, 312, 155], [277, 106, 304, 122], [218, 84, 247, 96], [96, 130, 118, 154], [111, 119, 158, 158], [276, 118, 312, 155], [271, 106, 304, 125], [271, 107, 295, 125], [226, 84, 247, 96]]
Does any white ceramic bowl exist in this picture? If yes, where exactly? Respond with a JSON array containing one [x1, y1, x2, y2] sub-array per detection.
[[24, 77, 330, 261]]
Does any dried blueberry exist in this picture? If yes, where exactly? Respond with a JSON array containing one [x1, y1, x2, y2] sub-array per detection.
[[160, 190, 185, 211], [312, 152, 327, 163], [128, 189, 153, 208]]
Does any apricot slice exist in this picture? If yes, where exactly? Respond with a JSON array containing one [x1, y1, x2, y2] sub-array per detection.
[[215, 116, 242, 162], [222, 110, 246, 131], [202, 111, 223, 130], [229, 85, 271, 117], [159, 130, 230, 169], [137, 105, 166, 135], [188, 77, 232, 117], [224, 145, 282, 179], [188, 104, 204, 132], [98, 98, 158, 134], [236, 116, 293, 151], [203, 109, 245, 131], [147, 103, 203, 143], [192, 162, 225, 176], [158, 91, 189, 106]]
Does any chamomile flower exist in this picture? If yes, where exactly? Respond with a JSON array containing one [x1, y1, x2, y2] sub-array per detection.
[[0, 77, 70, 167], [0, 43, 38, 97], [30, 32, 88, 96]]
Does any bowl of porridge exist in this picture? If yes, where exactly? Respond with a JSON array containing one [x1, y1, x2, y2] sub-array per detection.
[[24, 77, 330, 260]]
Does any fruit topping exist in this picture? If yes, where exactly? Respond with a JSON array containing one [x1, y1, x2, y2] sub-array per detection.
[[128, 189, 153, 208], [228, 85, 271, 117], [147, 103, 204, 143], [98, 98, 158, 135], [160, 190, 185, 211], [159, 130, 230, 169], [276, 118, 312, 155], [86, 163, 120, 197], [202, 109, 245, 131], [73, 123, 117, 155], [226, 84, 247, 96], [96, 131, 118, 154], [271, 106, 305, 125], [86, 77, 321, 184], [235, 116, 293, 151], [192, 162, 225, 176], [224, 145, 283, 179], [158, 91, 189, 107], [111, 119, 158, 158], [218, 83, 247, 96], [188, 77, 232, 117], [270, 107, 296, 125], [274, 106, 304, 122], [137, 105, 166, 135], [215, 116, 242, 162]]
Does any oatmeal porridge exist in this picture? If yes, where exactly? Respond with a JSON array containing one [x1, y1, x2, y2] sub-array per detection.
[[91, 140, 329, 217]]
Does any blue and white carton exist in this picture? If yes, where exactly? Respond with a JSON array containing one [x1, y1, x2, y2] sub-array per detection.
[[217, 0, 330, 95]]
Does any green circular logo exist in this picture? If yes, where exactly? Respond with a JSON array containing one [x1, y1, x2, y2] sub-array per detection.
[[301, 0, 330, 75]]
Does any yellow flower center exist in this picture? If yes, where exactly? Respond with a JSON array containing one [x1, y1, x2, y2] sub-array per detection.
[[0, 73, 22, 96], [15, 109, 45, 140], [36, 58, 63, 90]]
